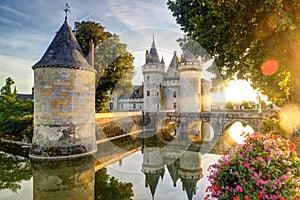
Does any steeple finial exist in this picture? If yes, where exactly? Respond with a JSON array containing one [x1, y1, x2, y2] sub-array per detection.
[[63, 3, 70, 21], [161, 54, 165, 64]]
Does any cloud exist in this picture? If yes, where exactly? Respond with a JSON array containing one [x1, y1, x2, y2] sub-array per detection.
[[0, 16, 23, 28], [107, 0, 179, 31], [0, 55, 33, 93], [0, 5, 30, 18]]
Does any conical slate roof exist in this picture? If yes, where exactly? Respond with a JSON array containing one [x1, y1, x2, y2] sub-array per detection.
[[148, 37, 160, 63], [181, 49, 198, 62], [169, 51, 179, 68], [32, 18, 92, 70]]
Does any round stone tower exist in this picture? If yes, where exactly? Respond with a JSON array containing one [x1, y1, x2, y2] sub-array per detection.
[[141, 142, 165, 198], [30, 17, 97, 159], [201, 79, 212, 112], [142, 37, 165, 111], [178, 150, 203, 200], [178, 50, 202, 112]]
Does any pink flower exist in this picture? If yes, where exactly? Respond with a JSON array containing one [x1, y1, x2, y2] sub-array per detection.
[[244, 162, 250, 169], [236, 185, 243, 193]]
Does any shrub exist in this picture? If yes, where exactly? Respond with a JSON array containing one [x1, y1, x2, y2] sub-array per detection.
[[206, 133, 300, 200]]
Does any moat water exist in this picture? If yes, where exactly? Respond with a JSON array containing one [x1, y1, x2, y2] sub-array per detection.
[[0, 132, 225, 200]]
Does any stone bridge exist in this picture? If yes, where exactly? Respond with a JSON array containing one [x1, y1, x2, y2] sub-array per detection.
[[143, 110, 274, 135]]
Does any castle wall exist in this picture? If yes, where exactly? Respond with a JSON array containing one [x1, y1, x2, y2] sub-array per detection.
[[143, 64, 165, 111], [32, 67, 96, 155], [179, 70, 201, 112], [201, 80, 212, 112], [163, 80, 180, 110]]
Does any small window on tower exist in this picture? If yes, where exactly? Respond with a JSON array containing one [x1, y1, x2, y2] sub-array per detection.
[[173, 91, 177, 98], [147, 75, 150, 80], [173, 103, 177, 109], [147, 91, 150, 96], [157, 92, 159, 97]]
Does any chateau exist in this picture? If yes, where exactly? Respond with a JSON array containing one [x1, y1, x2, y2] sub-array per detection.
[[109, 37, 211, 112]]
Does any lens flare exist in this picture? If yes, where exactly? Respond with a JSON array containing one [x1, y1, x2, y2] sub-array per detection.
[[261, 59, 279, 76]]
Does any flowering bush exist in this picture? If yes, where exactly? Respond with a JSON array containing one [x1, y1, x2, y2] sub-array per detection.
[[206, 133, 300, 200]]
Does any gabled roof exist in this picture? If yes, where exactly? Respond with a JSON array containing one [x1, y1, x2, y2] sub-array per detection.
[[32, 19, 92, 71], [169, 51, 179, 68]]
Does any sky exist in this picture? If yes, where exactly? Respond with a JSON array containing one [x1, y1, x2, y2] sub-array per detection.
[[0, 0, 263, 103]]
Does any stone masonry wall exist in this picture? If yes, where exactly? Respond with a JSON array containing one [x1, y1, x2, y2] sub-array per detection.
[[32, 67, 96, 153]]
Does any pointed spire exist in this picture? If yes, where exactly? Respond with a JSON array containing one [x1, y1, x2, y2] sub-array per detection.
[[169, 51, 179, 68], [161, 54, 165, 64], [149, 35, 160, 63], [13, 86, 17, 94], [63, 3, 70, 21], [32, 18, 92, 71]]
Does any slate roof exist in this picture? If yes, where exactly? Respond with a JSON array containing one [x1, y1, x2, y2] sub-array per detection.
[[181, 49, 199, 62], [118, 85, 143, 99], [16, 94, 33, 101], [146, 37, 160, 64], [32, 18, 92, 71]]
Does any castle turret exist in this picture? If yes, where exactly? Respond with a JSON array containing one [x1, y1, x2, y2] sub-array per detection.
[[30, 17, 96, 159], [142, 36, 165, 111], [163, 51, 180, 110], [141, 144, 165, 199], [178, 150, 203, 200], [178, 49, 202, 112], [201, 79, 212, 112]]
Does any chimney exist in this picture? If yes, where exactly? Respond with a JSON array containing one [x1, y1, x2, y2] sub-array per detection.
[[88, 38, 94, 68]]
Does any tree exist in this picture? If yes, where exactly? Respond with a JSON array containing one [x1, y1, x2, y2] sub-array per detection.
[[74, 22, 135, 112], [73, 21, 111, 57], [261, 100, 267, 109], [0, 152, 32, 193], [0, 77, 33, 140], [1, 77, 15, 96], [240, 100, 252, 109], [225, 101, 234, 110], [94, 168, 133, 200], [260, 116, 292, 139], [168, 0, 300, 106], [95, 34, 135, 112]]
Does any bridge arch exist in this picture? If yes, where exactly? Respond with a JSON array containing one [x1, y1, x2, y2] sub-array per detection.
[[157, 118, 177, 141], [223, 121, 255, 145], [186, 120, 214, 143]]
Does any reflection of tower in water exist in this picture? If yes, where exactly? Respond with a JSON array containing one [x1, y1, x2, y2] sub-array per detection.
[[141, 136, 203, 200], [178, 150, 203, 200], [141, 138, 165, 198], [31, 156, 94, 200]]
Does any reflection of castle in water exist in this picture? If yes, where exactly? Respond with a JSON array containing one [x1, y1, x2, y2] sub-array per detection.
[[141, 135, 203, 200]]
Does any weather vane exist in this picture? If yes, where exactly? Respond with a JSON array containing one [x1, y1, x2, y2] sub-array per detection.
[[63, 3, 70, 20]]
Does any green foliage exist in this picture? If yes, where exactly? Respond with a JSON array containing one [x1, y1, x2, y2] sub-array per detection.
[[1, 77, 15, 95], [0, 152, 32, 193], [95, 168, 133, 200], [73, 21, 111, 57], [240, 100, 253, 109], [261, 100, 267, 109], [168, 0, 300, 106], [176, 36, 210, 62], [225, 101, 234, 110], [0, 77, 33, 141], [94, 34, 135, 112], [260, 116, 290, 139], [74, 22, 135, 113], [206, 133, 300, 199]]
